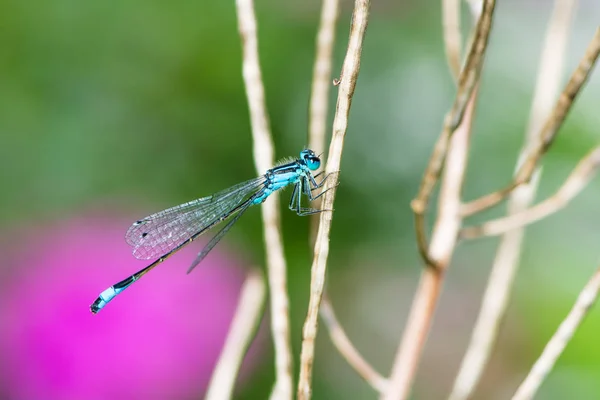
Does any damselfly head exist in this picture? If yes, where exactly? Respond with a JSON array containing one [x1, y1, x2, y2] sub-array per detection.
[[300, 149, 321, 171]]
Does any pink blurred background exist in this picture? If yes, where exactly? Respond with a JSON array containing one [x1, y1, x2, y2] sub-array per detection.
[[0, 213, 264, 399]]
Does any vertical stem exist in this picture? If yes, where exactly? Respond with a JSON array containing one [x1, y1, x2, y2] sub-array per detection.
[[236, 1, 293, 398], [308, 0, 340, 155], [412, 0, 495, 265], [308, 0, 340, 244], [297, 1, 371, 398], [442, 0, 462, 81], [206, 270, 266, 400], [383, 90, 478, 400], [449, 2, 578, 397]]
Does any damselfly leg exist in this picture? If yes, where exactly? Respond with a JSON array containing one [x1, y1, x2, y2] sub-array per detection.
[[288, 173, 338, 216]]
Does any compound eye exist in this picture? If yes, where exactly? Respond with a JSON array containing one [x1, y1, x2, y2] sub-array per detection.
[[307, 156, 321, 171]]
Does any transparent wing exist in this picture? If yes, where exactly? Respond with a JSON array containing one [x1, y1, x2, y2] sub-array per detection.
[[125, 177, 265, 260], [186, 200, 252, 274], [125, 178, 261, 248]]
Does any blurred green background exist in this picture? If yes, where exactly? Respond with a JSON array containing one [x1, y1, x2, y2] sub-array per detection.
[[1, 0, 599, 398]]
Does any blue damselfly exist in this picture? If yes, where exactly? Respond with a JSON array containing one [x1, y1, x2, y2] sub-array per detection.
[[90, 149, 331, 313]]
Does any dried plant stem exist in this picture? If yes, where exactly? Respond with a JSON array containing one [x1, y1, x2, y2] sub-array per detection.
[[462, 27, 600, 217], [320, 296, 388, 393], [412, 0, 495, 267], [386, 3, 493, 397], [442, 0, 462, 81], [383, 89, 479, 400], [462, 147, 600, 239], [297, 1, 371, 398], [308, 0, 340, 155], [449, 2, 577, 397], [307, 2, 382, 390], [309, 0, 340, 243], [206, 270, 266, 400], [511, 265, 600, 400], [236, 0, 293, 398]]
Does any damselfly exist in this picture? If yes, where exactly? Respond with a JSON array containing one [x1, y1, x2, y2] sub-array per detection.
[[90, 149, 332, 313]]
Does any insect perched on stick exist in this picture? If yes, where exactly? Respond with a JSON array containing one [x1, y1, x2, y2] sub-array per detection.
[[90, 149, 334, 314]]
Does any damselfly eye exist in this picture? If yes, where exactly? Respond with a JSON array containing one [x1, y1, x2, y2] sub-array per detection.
[[306, 156, 321, 171], [300, 149, 313, 159]]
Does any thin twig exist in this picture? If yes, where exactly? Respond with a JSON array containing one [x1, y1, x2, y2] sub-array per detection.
[[462, 147, 600, 239], [383, 89, 479, 400], [320, 296, 388, 393], [309, 0, 340, 244], [442, 0, 462, 81], [309, 0, 340, 155], [307, 3, 382, 391], [511, 265, 600, 400], [205, 270, 266, 400], [461, 27, 600, 217], [297, 1, 371, 398], [449, 2, 578, 397], [236, 1, 293, 398], [411, 0, 495, 267], [307, 2, 382, 390]]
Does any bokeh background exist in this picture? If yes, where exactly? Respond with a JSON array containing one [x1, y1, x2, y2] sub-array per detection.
[[1, 0, 599, 399]]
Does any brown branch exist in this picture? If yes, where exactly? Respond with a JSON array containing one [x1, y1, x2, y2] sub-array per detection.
[[449, 1, 578, 397], [462, 147, 600, 239], [383, 89, 479, 400], [461, 27, 600, 217], [442, 0, 462, 81], [383, 8, 491, 397], [320, 296, 388, 393], [235, 1, 293, 398], [297, 0, 371, 398], [205, 270, 266, 400], [511, 265, 600, 400], [411, 0, 496, 267]]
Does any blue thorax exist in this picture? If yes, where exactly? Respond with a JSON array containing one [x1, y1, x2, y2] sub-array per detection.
[[251, 149, 321, 204]]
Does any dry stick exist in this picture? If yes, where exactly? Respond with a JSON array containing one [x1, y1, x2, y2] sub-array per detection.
[[462, 147, 600, 239], [383, 89, 478, 400], [309, 0, 340, 243], [306, 0, 382, 391], [412, 0, 495, 267], [461, 27, 600, 217], [308, 0, 340, 156], [297, 0, 371, 398], [320, 296, 389, 393], [306, 0, 383, 390], [206, 270, 266, 400], [235, 1, 293, 398], [384, 4, 494, 399], [449, 1, 578, 398], [385, 2, 493, 397], [512, 265, 600, 400], [442, 0, 462, 81]]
